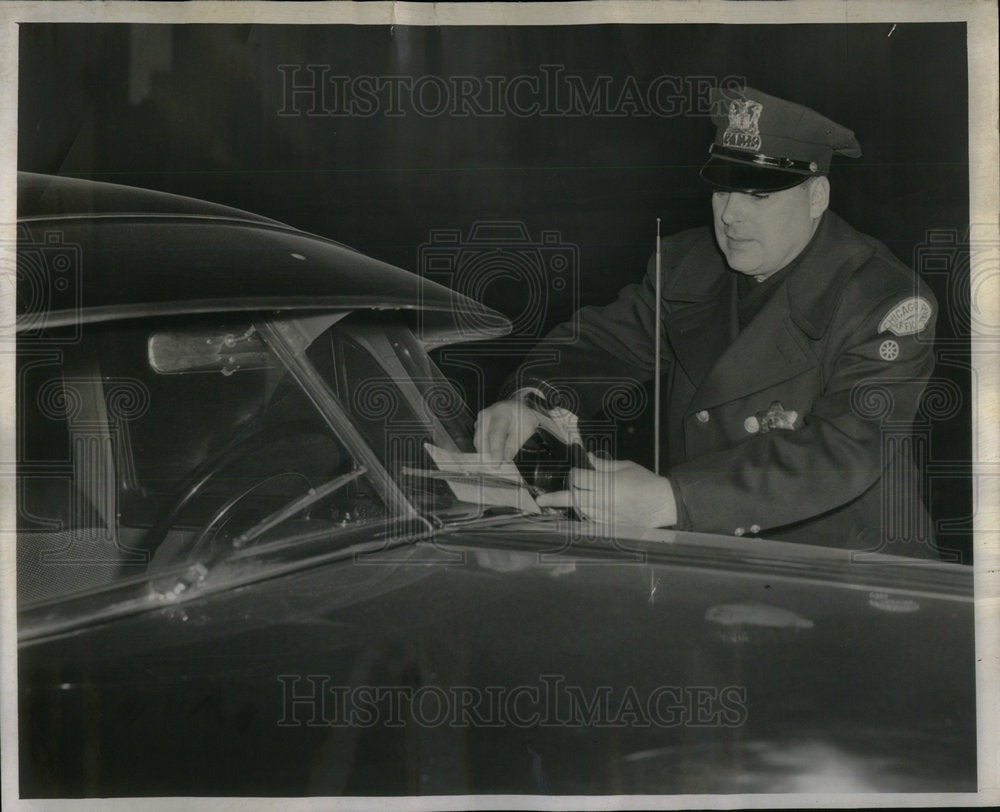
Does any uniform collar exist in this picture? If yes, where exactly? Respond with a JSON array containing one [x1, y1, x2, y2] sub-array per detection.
[[784, 211, 877, 339], [660, 233, 731, 302], [662, 212, 876, 338]]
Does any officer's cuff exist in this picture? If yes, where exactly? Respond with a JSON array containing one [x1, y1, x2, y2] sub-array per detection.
[[667, 476, 692, 530]]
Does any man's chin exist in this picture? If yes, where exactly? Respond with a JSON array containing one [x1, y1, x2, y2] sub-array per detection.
[[722, 255, 762, 276]]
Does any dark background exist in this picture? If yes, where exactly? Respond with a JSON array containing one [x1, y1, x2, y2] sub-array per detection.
[[18, 23, 973, 560]]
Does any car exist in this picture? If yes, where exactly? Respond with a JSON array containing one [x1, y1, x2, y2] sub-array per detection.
[[13, 172, 976, 797]]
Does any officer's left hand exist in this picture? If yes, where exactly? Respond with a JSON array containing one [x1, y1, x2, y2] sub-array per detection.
[[536, 455, 678, 528]]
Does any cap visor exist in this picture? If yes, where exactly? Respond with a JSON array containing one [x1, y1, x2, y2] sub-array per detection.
[[699, 155, 812, 193]]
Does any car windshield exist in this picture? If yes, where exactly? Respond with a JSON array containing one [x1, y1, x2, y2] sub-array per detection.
[[16, 310, 484, 607]]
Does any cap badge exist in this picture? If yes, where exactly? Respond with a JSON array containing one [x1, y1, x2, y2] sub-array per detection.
[[723, 99, 763, 152], [878, 296, 932, 336]]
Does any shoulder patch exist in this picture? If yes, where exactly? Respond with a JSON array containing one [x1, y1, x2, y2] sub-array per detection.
[[878, 296, 932, 336]]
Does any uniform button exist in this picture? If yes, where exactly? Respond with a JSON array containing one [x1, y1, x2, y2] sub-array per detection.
[[744, 416, 760, 434], [696, 410, 710, 423], [750, 524, 761, 534], [734, 527, 745, 537]]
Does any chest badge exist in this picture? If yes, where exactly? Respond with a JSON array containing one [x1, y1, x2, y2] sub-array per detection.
[[747, 400, 799, 434]]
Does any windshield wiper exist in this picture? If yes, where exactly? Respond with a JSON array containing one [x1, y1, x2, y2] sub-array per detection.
[[150, 466, 371, 600], [230, 466, 369, 549]]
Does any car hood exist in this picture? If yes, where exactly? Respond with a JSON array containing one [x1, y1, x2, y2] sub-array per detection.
[[18, 520, 975, 795]]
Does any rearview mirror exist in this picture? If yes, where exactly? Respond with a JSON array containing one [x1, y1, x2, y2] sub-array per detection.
[[148, 325, 279, 374]]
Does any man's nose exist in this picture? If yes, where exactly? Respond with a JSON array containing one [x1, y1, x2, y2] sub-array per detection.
[[719, 194, 746, 224]]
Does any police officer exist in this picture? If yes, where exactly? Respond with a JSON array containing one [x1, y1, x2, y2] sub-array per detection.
[[475, 86, 938, 555]]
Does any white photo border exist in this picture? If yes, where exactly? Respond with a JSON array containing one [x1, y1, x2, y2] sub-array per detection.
[[1, 2, 996, 810]]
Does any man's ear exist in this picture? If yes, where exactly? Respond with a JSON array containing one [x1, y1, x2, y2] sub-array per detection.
[[808, 176, 831, 219]]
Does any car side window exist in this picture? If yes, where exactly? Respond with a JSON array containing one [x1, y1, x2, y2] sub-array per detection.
[[17, 344, 91, 532]]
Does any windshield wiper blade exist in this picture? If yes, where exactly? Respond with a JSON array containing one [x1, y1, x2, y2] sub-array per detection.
[[231, 466, 368, 549]]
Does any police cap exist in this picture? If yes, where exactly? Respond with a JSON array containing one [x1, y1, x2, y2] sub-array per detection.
[[700, 86, 862, 193]]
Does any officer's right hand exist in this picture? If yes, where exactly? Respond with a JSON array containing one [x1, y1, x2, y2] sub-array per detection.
[[474, 400, 542, 461]]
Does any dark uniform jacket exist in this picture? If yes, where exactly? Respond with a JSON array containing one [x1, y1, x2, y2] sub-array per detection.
[[505, 211, 938, 556]]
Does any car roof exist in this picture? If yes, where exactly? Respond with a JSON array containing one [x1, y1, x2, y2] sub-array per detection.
[[16, 172, 512, 346], [17, 171, 288, 225]]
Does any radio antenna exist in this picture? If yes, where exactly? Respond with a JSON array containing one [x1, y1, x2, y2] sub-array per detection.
[[654, 218, 662, 476]]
